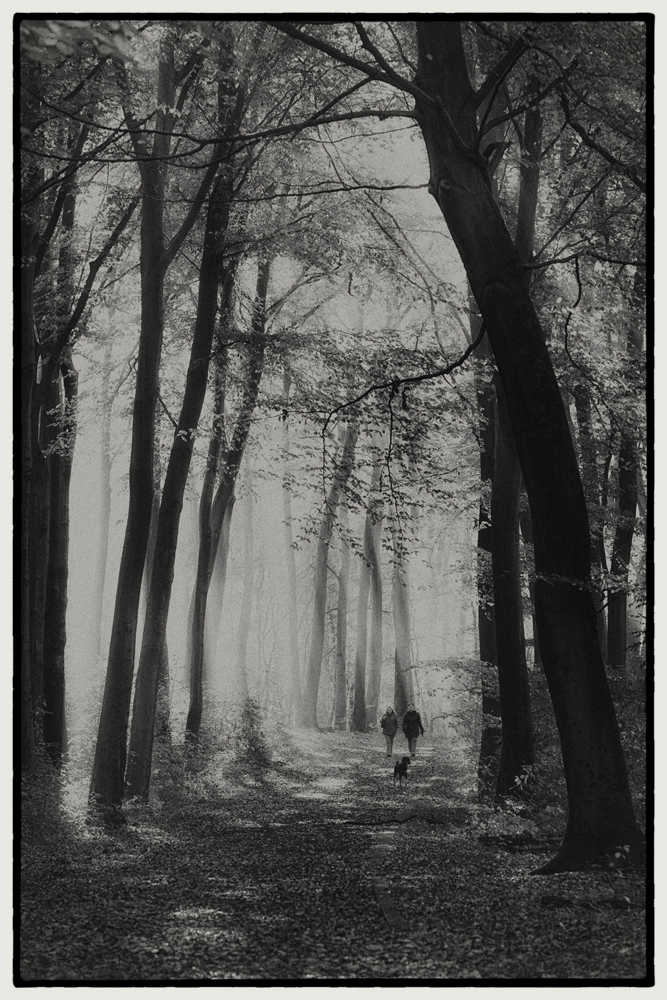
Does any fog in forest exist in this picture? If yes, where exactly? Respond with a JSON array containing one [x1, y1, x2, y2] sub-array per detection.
[[20, 17, 648, 983]]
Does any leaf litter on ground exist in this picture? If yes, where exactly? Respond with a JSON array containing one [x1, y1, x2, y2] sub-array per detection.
[[20, 729, 647, 982]]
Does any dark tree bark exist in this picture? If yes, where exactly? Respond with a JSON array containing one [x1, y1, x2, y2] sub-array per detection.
[[493, 382, 533, 796], [42, 352, 77, 762], [415, 22, 642, 870], [473, 320, 501, 793], [20, 74, 41, 769], [364, 462, 384, 728], [492, 93, 541, 797], [28, 388, 50, 743], [305, 422, 358, 729]]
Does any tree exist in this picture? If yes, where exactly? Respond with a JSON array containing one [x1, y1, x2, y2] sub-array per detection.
[[92, 26, 224, 806], [304, 421, 358, 728]]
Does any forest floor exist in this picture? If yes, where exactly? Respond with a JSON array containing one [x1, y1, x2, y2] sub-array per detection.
[[20, 729, 648, 983]]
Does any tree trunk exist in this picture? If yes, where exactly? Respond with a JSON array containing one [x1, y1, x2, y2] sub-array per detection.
[[492, 90, 541, 797], [351, 443, 382, 732], [281, 372, 304, 725], [139, 446, 171, 745], [334, 505, 350, 730], [473, 319, 501, 792], [416, 22, 642, 870], [29, 387, 50, 743], [392, 521, 414, 717], [493, 382, 534, 796], [304, 422, 358, 728], [364, 463, 384, 728], [352, 520, 371, 733], [20, 127, 40, 769], [235, 481, 254, 701], [42, 353, 77, 762], [203, 492, 236, 689]]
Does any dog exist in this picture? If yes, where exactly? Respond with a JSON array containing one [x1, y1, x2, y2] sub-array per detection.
[[393, 756, 411, 787]]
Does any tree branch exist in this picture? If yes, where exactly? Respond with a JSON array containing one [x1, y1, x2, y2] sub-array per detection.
[[560, 90, 646, 195], [474, 34, 528, 108], [322, 322, 487, 438]]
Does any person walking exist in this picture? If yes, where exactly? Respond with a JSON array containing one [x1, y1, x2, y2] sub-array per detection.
[[402, 702, 425, 757], [380, 706, 398, 757]]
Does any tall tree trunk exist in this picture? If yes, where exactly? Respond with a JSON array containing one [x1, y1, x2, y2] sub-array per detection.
[[29, 388, 50, 743], [351, 443, 382, 732], [493, 383, 533, 796], [352, 519, 371, 733], [139, 444, 171, 745], [473, 318, 501, 793], [304, 422, 358, 728], [42, 352, 77, 762], [203, 492, 236, 688], [41, 145, 80, 766], [281, 372, 304, 725], [235, 480, 254, 701], [364, 463, 384, 728], [391, 520, 414, 717], [334, 505, 350, 730], [416, 22, 642, 870], [492, 92, 541, 797], [186, 259, 268, 744], [20, 83, 40, 768]]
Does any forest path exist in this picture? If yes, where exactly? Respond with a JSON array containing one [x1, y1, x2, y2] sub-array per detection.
[[21, 730, 646, 982]]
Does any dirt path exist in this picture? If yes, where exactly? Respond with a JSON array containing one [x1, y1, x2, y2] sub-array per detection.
[[20, 731, 647, 982]]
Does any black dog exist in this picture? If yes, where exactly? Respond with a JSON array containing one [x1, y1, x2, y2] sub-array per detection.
[[393, 756, 411, 787]]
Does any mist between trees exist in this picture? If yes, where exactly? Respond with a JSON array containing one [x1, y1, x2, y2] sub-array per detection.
[[20, 18, 647, 876]]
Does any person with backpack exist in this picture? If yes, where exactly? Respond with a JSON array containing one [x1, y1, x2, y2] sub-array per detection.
[[402, 702, 425, 757]]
